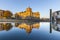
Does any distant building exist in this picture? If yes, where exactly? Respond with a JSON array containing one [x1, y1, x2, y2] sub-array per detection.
[[15, 7, 40, 19], [0, 9, 12, 19]]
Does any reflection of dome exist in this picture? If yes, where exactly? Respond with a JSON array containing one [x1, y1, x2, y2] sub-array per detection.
[[25, 26, 32, 33], [15, 23, 32, 33], [15, 23, 40, 34]]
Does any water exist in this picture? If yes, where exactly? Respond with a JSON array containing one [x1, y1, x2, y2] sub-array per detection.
[[0, 22, 60, 40]]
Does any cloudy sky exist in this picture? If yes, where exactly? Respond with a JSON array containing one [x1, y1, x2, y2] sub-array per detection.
[[0, 0, 60, 18]]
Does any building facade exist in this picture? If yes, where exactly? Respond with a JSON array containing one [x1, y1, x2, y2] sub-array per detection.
[[15, 7, 40, 19], [0, 10, 12, 19]]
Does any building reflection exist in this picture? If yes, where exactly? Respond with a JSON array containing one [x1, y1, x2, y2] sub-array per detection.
[[0, 22, 40, 33], [0, 23, 13, 31], [15, 22, 40, 33]]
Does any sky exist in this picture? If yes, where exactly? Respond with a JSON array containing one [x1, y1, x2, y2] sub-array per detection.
[[0, 0, 60, 18]]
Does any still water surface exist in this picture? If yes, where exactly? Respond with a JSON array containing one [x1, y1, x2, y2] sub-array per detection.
[[0, 22, 60, 40]]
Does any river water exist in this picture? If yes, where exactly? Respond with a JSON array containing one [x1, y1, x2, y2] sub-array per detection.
[[0, 22, 60, 40]]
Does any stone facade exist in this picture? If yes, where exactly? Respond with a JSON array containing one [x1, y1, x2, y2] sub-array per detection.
[[0, 10, 12, 19], [15, 7, 40, 19]]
